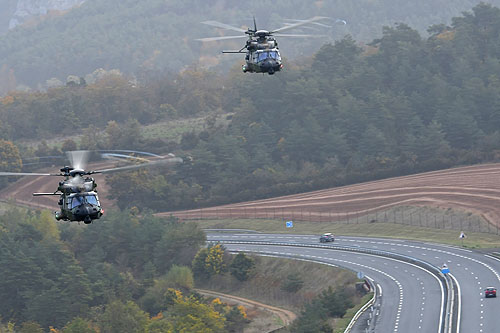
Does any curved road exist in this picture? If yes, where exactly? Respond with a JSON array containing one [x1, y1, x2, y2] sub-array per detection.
[[208, 233, 500, 332]]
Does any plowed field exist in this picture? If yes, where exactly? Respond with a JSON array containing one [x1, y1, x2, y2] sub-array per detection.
[[4, 162, 500, 227], [160, 163, 500, 227]]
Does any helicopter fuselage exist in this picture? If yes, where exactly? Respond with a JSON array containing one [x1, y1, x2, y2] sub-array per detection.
[[53, 168, 103, 223], [241, 37, 282, 75], [243, 48, 282, 74], [56, 191, 103, 223]]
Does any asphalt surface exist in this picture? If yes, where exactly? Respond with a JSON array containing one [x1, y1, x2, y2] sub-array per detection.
[[207, 232, 500, 333]]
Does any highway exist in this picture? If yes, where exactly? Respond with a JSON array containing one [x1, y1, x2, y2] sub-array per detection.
[[207, 232, 500, 332]]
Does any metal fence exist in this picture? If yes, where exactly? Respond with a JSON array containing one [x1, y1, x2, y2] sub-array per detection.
[[176, 205, 498, 235]]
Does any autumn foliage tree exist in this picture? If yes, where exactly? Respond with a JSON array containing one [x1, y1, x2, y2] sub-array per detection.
[[192, 243, 227, 280], [149, 289, 226, 333]]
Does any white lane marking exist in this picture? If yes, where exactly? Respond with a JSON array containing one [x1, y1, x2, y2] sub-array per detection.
[[339, 236, 500, 281], [234, 245, 444, 333]]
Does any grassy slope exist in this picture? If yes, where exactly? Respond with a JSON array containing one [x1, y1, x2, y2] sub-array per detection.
[[198, 255, 365, 331], [193, 212, 500, 249], [18, 111, 231, 149]]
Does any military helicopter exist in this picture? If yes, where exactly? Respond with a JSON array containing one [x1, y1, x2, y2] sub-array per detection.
[[0, 150, 182, 224], [197, 16, 329, 75]]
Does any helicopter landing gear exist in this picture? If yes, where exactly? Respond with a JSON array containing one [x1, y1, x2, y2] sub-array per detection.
[[55, 211, 62, 221], [84, 215, 92, 224], [268, 69, 275, 75], [242, 65, 247, 73]]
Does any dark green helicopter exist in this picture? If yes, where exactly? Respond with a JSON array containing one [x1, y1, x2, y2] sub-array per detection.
[[197, 16, 330, 75], [0, 150, 182, 224]]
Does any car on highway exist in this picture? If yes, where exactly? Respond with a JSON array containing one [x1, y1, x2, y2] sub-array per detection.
[[485, 287, 497, 298], [320, 233, 335, 243]]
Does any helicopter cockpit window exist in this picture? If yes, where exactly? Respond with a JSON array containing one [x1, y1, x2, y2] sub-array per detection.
[[268, 51, 278, 59], [70, 196, 85, 208], [70, 195, 99, 208], [86, 195, 99, 206], [257, 52, 268, 62], [257, 51, 279, 62]]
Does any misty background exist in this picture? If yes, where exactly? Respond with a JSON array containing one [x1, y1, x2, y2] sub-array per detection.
[[1, 0, 500, 94]]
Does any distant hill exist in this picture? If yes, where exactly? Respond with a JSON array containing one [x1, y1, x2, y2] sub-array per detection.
[[1, 0, 500, 94], [0, 0, 85, 34], [0, 0, 17, 34]]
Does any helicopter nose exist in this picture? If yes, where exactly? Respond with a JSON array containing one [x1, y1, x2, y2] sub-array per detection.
[[262, 59, 278, 74], [74, 203, 99, 222], [262, 59, 277, 70], [75, 204, 90, 216]]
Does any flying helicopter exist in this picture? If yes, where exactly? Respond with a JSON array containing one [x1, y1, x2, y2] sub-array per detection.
[[196, 16, 329, 75], [0, 150, 182, 224]]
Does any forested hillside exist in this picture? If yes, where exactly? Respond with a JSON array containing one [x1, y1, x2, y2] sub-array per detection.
[[1, 0, 500, 94], [0, 209, 237, 331], [2, 4, 500, 213]]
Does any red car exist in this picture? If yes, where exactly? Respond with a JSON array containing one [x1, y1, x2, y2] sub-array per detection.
[[485, 287, 497, 298]]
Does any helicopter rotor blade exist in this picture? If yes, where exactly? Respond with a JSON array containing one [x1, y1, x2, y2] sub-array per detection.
[[271, 16, 328, 33], [253, 16, 257, 32], [273, 34, 328, 38], [201, 20, 246, 33], [196, 35, 248, 42], [283, 19, 333, 29], [0, 172, 56, 176], [92, 157, 183, 175], [67, 150, 90, 170], [98, 150, 162, 158], [101, 153, 150, 163]]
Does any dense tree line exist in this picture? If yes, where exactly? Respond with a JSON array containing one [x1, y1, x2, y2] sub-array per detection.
[[0, 70, 223, 142], [1, 0, 500, 94], [0, 208, 253, 331]]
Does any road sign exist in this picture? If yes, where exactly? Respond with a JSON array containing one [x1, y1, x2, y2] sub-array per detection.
[[286, 221, 293, 228], [441, 264, 450, 275], [357, 271, 365, 279], [459, 231, 466, 239]]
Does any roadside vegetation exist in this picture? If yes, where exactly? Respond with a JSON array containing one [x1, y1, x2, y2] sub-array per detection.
[[192, 246, 367, 333]]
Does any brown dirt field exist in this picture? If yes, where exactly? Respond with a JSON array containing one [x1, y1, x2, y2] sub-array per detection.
[[160, 163, 500, 227], [5, 162, 500, 228]]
